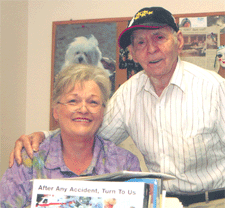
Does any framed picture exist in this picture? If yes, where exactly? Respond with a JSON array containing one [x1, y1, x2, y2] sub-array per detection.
[[50, 12, 225, 129], [50, 17, 130, 129]]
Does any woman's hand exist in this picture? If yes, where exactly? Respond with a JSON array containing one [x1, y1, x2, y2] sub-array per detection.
[[9, 132, 45, 167]]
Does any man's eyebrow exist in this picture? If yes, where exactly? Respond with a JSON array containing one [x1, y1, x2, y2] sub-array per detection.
[[132, 34, 142, 39], [152, 31, 166, 36], [133, 31, 166, 38]]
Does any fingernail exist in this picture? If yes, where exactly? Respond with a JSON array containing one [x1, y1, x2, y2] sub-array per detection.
[[33, 146, 39, 152]]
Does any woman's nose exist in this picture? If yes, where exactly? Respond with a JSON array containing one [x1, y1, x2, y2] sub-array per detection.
[[75, 100, 89, 114], [78, 104, 89, 113]]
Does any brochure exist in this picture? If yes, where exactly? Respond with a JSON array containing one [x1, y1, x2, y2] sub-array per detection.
[[31, 179, 149, 208]]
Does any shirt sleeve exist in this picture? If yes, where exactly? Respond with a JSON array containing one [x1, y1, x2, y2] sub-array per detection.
[[42, 128, 60, 139], [0, 158, 33, 208], [98, 85, 129, 145], [216, 80, 225, 141]]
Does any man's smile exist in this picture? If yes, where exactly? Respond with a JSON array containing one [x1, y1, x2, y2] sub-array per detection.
[[149, 59, 162, 63]]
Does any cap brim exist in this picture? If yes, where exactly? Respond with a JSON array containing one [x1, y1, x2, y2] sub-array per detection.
[[118, 23, 167, 49]]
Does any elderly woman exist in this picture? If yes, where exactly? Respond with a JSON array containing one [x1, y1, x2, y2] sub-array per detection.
[[0, 64, 141, 207]]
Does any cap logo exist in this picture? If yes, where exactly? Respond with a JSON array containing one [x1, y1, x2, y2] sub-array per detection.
[[134, 10, 153, 20]]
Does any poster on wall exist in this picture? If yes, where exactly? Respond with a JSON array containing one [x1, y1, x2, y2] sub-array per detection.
[[119, 48, 143, 80], [50, 19, 119, 129], [207, 15, 225, 34], [179, 17, 207, 28], [180, 26, 220, 72], [52, 21, 117, 93]]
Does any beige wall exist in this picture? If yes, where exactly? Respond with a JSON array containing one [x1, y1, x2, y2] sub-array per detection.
[[1, 0, 225, 178], [1, 0, 28, 178]]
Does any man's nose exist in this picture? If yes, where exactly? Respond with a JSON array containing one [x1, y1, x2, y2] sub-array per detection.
[[147, 41, 157, 54]]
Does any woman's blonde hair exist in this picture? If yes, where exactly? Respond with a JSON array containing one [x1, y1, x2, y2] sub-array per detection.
[[52, 64, 111, 107]]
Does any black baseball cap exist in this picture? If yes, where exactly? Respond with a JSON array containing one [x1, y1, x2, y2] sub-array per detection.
[[118, 7, 179, 49]]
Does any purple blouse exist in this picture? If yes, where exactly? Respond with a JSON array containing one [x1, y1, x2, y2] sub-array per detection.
[[0, 132, 141, 207]]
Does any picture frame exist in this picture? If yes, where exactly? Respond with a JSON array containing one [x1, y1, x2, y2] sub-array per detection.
[[50, 12, 225, 129], [50, 17, 130, 129]]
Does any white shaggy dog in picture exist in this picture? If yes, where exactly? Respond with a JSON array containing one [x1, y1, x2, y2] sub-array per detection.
[[62, 34, 106, 70]]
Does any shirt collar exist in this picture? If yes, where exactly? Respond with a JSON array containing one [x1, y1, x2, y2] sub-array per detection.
[[144, 57, 186, 93], [170, 57, 186, 92], [82, 135, 106, 175], [44, 132, 65, 170], [45, 133, 106, 176]]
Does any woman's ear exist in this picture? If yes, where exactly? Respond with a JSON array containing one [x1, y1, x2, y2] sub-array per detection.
[[177, 31, 184, 54], [53, 107, 59, 121]]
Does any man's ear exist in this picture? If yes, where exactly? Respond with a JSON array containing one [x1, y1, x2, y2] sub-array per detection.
[[128, 45, 138, 63], [177, 31, 184, 54]]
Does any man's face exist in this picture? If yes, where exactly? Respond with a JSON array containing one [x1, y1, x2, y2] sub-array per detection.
[[128, 27, 183, 79]]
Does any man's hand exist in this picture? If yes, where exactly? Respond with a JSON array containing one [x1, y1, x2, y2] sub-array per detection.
[[9, 132, 45, 167]]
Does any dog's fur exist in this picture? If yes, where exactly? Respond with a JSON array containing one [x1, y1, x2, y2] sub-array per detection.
[[62, 34, 105, 70]]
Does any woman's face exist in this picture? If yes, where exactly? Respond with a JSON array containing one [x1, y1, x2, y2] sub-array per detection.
[[53, 80, 104, 140], [217, 47, 225, 68]]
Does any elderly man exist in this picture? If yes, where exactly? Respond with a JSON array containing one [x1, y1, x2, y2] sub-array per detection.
[[10, 7, 225, 207]]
